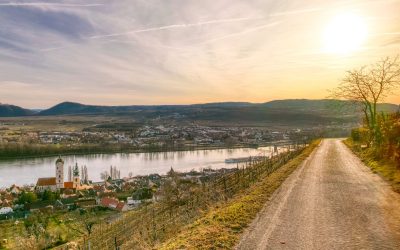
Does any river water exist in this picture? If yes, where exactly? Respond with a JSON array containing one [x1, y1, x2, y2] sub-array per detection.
[[0, 146, 286, 187]]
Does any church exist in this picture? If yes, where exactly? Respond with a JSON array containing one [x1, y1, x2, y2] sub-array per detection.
[[36, 157, 81, 192]]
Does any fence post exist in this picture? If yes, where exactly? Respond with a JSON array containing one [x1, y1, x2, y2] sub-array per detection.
[[152, 207, 156, 241], [223, 176, 228, 200]]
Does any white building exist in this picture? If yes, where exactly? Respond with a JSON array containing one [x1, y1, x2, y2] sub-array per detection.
[[56, 157, 64, 189], [36, 177, 57, 192], [0, 207, 13, 215], [36, 157, 65, 191]]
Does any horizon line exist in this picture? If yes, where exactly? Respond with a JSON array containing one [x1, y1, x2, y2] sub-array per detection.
[[2, 98, 400, 110]]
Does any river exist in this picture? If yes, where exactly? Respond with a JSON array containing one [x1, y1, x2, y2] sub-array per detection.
[[0, 146, 286, 187]]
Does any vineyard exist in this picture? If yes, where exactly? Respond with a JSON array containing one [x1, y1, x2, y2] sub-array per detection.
[[59, 143, 309, 250]]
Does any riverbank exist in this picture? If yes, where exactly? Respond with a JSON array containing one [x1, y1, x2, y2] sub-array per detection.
[[0, 144, 295, 188], [0, 141, 298, 161]]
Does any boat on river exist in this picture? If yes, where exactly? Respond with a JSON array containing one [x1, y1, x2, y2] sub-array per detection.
[[225, 156, 266, 163]]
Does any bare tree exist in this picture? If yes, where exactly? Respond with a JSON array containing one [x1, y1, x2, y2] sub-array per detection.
[[66, 212, 97, 237], [331, 56, 400, 143]]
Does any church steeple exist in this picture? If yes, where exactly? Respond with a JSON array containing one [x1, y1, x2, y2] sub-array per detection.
[[72, 162, 81, 188], [73, 163, 79, 177], [55, 156, 64, 189]]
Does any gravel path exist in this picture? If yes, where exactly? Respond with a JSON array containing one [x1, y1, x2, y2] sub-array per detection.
[[236, 139, 400, 250]]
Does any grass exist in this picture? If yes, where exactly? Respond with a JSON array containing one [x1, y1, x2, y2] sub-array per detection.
[[344, 139, 400, 193], [159, 140, 320, 250], [0, 209, 117, 249], [0, 220, 25, 249]]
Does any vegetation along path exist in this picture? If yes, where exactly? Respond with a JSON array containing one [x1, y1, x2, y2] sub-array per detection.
[[236, 139, 400, 250]]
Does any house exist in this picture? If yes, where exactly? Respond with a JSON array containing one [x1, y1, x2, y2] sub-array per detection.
[[127, 197, 141, 207], [0, 207, 13, 215], [115, 202, 128, 212], [1, 199, 11, 207], [9, 185, 21, 195], [36, 177, 57, 192], [99, 197, 128, 212], [63, 181, 74, 189], [93, 185, 106, 193]]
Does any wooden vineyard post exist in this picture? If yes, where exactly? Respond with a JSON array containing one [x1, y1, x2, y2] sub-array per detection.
[[223, 176, 227, 201]]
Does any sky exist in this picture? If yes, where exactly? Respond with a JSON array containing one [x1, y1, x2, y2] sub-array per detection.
[[0, 0, 399, 108]]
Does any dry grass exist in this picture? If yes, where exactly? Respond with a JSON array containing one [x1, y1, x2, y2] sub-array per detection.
[[159, 140, 320, 250], [344, 139, 400, 193]]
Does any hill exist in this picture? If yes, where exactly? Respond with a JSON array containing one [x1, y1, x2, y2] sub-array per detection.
[[37, 100, 346, 126], [1, 100, 398, 127], [38, 99, 399, 117], [0, 104, 35, 117]]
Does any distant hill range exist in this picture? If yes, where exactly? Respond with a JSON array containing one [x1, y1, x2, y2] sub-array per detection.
[[0, 103, 35, 117], [0, 100, 398, 125]]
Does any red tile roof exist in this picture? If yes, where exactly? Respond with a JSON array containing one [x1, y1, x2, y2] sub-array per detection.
[[100, 197, 126, 211], [116, 202, 126, 211], [100, 197, 118, 208], [64, 182, 74, 189], [36, 178, 56, 186]]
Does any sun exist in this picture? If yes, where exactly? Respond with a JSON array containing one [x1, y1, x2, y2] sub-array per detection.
[[323, 12, 367, 54]]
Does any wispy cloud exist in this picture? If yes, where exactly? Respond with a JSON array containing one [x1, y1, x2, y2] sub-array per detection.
[[195, 22, 280, 45], [0, 0, 399, 107], [270, 8, 321, 17], [89, 17, 269, 39], [40, 16, 273, 52], [0, 2, 103, 7]]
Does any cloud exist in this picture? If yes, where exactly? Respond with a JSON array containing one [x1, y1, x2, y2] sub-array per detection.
[[194, 22, 280, 45], [89, 17, 269, 39], [1, 6, 94, 39], [1, 0, 400, 108], [269, 8, 321, 17], [0, 37, 31, 53], [0, 2, 103, 7], [40, 17, 277, 52]]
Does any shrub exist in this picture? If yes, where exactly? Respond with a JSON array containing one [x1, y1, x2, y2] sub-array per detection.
[[351, 127, 370, 144]]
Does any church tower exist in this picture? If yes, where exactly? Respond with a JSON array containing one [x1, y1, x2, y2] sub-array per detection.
[[55, 156, 64, 189], [72, 163, 81, 188]]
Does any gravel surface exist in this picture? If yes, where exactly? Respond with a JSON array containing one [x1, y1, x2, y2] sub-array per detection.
[[236, 139, 400, 250]]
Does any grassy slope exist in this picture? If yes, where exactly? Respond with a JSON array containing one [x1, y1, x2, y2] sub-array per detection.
[[344, 139, 400, 193], [0, 209, 116, 249], [159, 140, 320, 250]]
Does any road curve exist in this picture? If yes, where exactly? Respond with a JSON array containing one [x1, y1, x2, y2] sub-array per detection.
[[236, 139, 400, 250]]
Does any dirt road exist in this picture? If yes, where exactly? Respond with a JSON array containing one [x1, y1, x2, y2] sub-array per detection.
[[236, 139, 400, 250]]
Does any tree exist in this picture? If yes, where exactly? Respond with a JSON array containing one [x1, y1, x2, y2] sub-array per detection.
[[24, 212, 50, 241], [132, 187, 153, 200], [331, 56, 400, 144], [65, 210, 97, 237], [160, 170, 197, 208], [17, 191, 37, 204], [41, 190, 60, 201], [377, 111, 400, 165], [100, 171, 109, 181]]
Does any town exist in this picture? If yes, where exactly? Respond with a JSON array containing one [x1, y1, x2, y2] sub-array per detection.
[[0, 152, 260, 248], [0, 156, 241, 218], [0, 141, 305, 249], [0, 122, 321, 152]]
